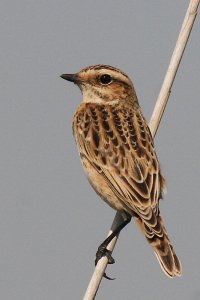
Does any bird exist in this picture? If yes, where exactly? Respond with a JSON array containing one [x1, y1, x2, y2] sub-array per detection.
[[60, 64, 182, 278]]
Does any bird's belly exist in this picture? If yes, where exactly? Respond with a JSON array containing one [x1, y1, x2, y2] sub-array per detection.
[[81, 157, 131, 213]]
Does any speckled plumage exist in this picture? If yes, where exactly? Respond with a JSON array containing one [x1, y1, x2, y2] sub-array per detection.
[[62, 65, 182, 278]]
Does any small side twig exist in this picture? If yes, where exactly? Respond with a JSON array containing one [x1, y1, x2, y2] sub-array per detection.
[[83, 1, 200, 299]]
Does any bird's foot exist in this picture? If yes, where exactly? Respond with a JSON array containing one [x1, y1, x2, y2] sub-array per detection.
[[95, 244, 115, 265], [95, 244, 115, 280]]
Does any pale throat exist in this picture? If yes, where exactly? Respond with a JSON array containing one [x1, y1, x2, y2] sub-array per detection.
[[81, 86, 121, 105]]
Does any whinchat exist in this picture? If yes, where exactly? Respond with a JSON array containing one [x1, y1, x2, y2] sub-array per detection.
[[61, 65, 182, 278]]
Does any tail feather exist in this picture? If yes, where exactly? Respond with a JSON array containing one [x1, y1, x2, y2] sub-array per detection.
[[135, 214, 182, 278], [153, 236, 182, 277]]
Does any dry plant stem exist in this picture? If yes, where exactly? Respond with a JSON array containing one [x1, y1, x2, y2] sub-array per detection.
[[149, 0, 200, 136], [83, 213, 124, 300], [83, 1, 200, 299]]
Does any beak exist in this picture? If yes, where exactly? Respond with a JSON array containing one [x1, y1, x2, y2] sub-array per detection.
[[60, 73, 79, 84]]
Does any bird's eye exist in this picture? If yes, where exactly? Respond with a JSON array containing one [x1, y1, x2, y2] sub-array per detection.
[[99, 74, 112, 85]]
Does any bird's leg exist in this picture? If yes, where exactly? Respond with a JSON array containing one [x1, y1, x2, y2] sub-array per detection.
[[95, 213, 131, 280]]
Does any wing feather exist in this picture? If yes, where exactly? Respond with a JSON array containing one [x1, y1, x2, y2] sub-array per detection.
[[73, 103, 165, 224]]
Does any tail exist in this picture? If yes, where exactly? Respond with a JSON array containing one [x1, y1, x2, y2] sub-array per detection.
[[135, 214, 182, 278]]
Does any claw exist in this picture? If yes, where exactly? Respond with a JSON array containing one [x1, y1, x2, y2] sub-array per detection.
[[103, 272, 115, 280]]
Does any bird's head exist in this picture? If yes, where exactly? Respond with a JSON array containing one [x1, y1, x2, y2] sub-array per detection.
[[61, 65, 138, 106]]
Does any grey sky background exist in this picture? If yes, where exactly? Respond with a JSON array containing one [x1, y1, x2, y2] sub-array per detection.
[[0, 1, 200, 299]]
